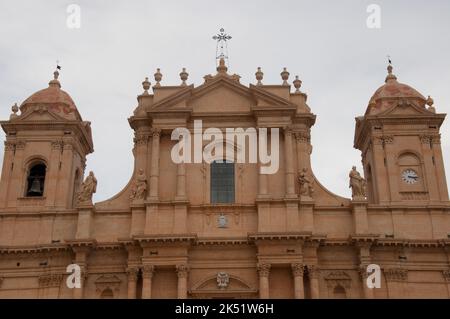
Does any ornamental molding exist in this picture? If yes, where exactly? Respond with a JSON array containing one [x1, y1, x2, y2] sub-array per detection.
[[306, 264, 320, 279], [142, 265, 155, 277], [176, 264, 190, 278], [125, 267, 139, 282], [94, 274, 122, 293], [324, 271, 351, 289], [383, 268, 408, 281], [38, 273, 63, 288], [294, 131, 311, 143]]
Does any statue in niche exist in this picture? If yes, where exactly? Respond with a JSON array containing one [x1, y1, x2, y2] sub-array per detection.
[[130, 169, 147, 201], [77, 171, 97, 205], [349, 166, 366, 198], [298, 168, 314, 198]]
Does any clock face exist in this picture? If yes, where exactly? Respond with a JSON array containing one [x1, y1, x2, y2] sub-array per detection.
[[402, 169, 419, 184]]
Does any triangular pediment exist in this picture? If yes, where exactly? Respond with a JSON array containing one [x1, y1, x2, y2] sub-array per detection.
[[378, 100, 433, 117], [14, 106, 69, 122], [150, 76, 295, 114]]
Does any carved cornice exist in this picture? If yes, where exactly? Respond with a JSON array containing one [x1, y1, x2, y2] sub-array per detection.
[[383, 268, 408, 281]]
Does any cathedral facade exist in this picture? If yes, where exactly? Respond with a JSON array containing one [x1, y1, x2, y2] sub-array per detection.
[[0, 58, 449, 299]]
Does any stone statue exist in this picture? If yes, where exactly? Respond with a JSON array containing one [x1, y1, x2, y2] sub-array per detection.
[[130, 169, 147, 201], [77, 171, 97, 205], [349, 166, 366, 198], [298, 168, 314, 198]]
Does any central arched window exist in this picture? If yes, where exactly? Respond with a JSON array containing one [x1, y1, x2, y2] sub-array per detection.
[[210, 160, 235, 204], [26, 163, 46, 197]]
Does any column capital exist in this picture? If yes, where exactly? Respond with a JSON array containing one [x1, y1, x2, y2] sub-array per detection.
[[257, 263, 271, 277], [442, 270, 450, 282], [151, 128, 162, 138], [291, 263, 304, 277], [126, 267, 139, 282], [176, 264, 190, 278], [305, 264, 320, 279], [142, 264, 155, 278], [294, 131, 311, 144]]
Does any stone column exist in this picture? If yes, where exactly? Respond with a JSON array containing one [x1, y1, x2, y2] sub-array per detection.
[[72, 248, 89, 299], [291, 263, 305, 299], [176, 264, 189, 299], [430, 135, 449, 201], [126, 267, 139, 299], [382, 136, 401, 202], [45, 140, 62, 207], [371, 137, 389, 204], [0, 141, 16, 207], [142, 265, 155, 299], [294, 131, 311, 171], [7, 140, 25, 206], [420, 135, 439, 201], [176, 162, 187, 200], [55, 141, 75, 208], [284, 128, 296, 197], [306, 265, 320, 299], [257, 263, 271, 299], [442, 270, 450, 298], [149, 128, 161, 200], [133, 130, 151, 173]]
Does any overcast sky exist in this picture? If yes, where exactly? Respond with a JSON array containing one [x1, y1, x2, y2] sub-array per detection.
[[1, 0, 449, 201]]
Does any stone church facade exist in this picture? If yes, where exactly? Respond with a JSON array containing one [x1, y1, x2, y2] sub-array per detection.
[[0, 58, 449, 299]]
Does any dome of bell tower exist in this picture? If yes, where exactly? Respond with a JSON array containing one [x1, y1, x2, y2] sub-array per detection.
[[366, 64, 426, 115], [19, 70, 82, 121]]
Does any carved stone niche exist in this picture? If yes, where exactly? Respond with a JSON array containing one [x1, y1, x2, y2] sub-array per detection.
[[324, 271, 352, 289], [94, 275, 122, 294]]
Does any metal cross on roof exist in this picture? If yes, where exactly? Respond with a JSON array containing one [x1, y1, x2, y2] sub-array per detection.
[[212, 28, 232, 63]]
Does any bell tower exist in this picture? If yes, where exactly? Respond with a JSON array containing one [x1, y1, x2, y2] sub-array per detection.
[[0, 70, 94, 210], [354, 64, 449, 205]]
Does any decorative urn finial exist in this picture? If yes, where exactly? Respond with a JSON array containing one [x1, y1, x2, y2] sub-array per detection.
[[48, 70, 61, 88], [426, 95, 436, 113], [293, 75, 302, 93], [255, 67, 263, 85], [180, 68, 189, 86], [281, 67, 290, 85], [385, 64, 397, 82], [142, 77, 151, 95], [10, 103, 19, 120], [154, 68, 162, 87]]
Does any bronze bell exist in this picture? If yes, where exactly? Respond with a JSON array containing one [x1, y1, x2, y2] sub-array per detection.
[[29, 178, 42, 195]]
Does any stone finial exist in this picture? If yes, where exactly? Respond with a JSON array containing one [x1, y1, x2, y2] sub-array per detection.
[[385, 64, 397, 82], [217, 58, 228, 74], [180, 68, 189, 86], [281, 67, 290, 85], [49, 70, 61, 88], [427, 95, 436, 113], [154, 68, 162, 87], [255, 67, 264, 85], [293, 75, 302, 93], [10, 103, 19, 120], [142, 77, 151, 95]]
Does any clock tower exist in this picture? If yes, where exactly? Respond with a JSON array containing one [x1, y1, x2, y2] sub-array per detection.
[[354, 64, 449, 205]]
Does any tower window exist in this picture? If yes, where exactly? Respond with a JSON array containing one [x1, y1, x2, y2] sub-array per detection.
[[210, 160, 235, 204], [26, 163, 46, 197]]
